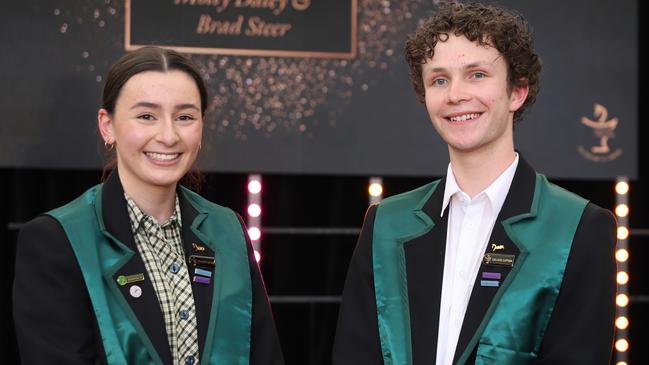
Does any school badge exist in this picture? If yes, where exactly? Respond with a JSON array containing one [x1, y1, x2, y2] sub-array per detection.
[[577, 103, 623, 162]]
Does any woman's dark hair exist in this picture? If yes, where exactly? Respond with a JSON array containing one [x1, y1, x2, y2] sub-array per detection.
[[101, 46, 207, 190], [404, 1, 542, 125], [102, 46, 208, 115]]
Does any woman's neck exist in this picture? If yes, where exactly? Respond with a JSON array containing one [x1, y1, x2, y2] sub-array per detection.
[[118, 173, 177, 224]]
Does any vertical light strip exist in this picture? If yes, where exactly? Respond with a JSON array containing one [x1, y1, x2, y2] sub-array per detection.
[[368, 177, 383, 205], [614, 177, 630, 364], [247, 174, 262, 262]]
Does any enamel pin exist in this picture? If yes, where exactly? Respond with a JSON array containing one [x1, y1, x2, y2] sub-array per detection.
[[116, 273, 145, 286], [129, 285, 142, 298], [491, 243, 505, 251]]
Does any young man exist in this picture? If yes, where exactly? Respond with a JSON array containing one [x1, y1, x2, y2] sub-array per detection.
[[333, 2, 617, 364]]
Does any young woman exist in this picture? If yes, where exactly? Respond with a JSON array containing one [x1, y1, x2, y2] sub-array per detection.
[[13, 46, 284, 365]]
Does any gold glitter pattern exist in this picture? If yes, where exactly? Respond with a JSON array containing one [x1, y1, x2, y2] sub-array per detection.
[[54, 0, 438, 144]]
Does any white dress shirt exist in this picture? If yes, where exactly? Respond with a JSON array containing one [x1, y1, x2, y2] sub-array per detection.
[[435, 154, 519, 365]]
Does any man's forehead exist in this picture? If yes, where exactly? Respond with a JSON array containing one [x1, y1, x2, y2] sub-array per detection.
[[421, 54, 504, 73], [421, 34, 497, 61]]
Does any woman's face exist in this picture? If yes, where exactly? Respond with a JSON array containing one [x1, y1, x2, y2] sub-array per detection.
[[98, 70, 203, 195]]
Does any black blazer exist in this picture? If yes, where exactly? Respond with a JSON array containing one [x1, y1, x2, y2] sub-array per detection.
[[333, 158, 617, 365], [13, 172, 284, 365]]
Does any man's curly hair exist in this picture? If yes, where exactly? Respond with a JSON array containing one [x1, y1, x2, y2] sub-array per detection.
[[404, 1, 542, 124]]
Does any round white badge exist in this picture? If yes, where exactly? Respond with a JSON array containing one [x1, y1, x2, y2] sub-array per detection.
[[129, 285, 142, 298]]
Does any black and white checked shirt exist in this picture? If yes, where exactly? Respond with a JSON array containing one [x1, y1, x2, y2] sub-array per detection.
[[126, 194, 200, 365]]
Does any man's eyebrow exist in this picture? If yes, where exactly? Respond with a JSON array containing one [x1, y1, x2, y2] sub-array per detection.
[[423, 59, 499, 76]]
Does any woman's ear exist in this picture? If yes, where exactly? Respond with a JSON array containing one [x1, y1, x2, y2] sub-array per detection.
[[97, 108, 115, 144]]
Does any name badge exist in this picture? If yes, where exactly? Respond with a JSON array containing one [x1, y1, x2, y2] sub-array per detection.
[[189, 255, 216, 269], [483, 253, 515, 267]]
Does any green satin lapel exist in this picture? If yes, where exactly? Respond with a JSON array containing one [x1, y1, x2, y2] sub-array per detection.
[[48, 184, 254, 365], [372, 181, 440, 365]]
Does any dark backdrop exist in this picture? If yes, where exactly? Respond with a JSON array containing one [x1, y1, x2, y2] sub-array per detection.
[[0, 0, 638, 178], [2, 0, 646, 364]]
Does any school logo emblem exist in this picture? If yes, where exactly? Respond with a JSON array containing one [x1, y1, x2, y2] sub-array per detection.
[[577, 103, 623, 162]]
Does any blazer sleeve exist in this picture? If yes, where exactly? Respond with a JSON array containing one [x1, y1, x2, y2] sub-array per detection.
[[13, 215, 103, 365], [235, 215, 285, 365], [533, 203, 617, 365], [332, 204, 384, 365]]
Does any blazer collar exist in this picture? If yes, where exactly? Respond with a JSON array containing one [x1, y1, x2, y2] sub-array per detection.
[[453, 155, 539, 365], [96, 171, 173, 364], [402, 179, 448, 364], [497, 155, 538, 223], [401, 153, 538, 237], [178, 189, 214, 359], [96, 171, 215, 365], [401, 155, 539, 365]]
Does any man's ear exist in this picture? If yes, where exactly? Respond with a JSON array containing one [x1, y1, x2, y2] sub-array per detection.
[[509, 80, 530, 112], [97, 108, 115, 144]]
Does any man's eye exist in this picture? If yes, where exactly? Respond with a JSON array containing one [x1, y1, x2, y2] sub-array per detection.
[[472, 72, 487, 79], [432, 78, 447, 86]]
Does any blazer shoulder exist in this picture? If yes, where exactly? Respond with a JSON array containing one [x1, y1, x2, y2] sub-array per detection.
[[377, 179, 442, 218], [47, 184, 102, 220], [18, 214, 69, 246], [180, 186, 237, 216], [538, 175, 588, 206], [580, 201, 617, 230]]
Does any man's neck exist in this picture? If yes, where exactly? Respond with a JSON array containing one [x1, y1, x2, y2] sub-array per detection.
[[448, 146, 517, 199]]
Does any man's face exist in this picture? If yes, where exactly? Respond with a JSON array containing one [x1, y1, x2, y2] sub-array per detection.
[[422, 34, 528, 157]]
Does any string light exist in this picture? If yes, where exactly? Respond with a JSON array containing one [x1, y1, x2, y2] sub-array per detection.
[[617, 226, 629, 240], [368, 177, 383, 205], [615, 249, 629, 262], [615, 204, 629, 217], [248, 227, 261, 241], [615, 316, 629, 330], [248, 180, 262, 194], [369, 183, 383, 197], [254, 250, 261, 263], [616, 294, 629, 307], [247, 174, 263, 261], [615, 339, 629, 352], [617, 271, 629, 285], [615, 181, 629, 195], [248, 203, 261, 217], [613, 177, 630, 364]]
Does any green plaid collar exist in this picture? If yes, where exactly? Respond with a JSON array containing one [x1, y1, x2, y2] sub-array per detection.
[[124, 193, 182, 233]]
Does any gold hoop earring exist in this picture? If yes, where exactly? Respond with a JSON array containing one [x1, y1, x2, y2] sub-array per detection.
[[104, 140, 115, 151]]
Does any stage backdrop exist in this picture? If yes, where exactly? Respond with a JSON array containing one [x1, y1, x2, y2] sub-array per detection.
[[0, 0, 637, 179]]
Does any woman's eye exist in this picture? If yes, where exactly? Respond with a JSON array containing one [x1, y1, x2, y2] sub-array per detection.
[[177, 115, 196, 122], [137, 114, 155, 121]]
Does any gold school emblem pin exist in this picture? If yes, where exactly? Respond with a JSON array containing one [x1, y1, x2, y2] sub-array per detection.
[[491, 243, 505, 252]]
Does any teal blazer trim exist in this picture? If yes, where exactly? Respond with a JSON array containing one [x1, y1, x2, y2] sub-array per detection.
[[47, 184, 253, 365], [372, 181, 439, 365], [372, 174, 587, 365]]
